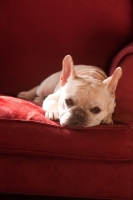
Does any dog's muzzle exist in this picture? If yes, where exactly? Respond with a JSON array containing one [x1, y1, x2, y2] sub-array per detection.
[[61, 107, 87, 127]]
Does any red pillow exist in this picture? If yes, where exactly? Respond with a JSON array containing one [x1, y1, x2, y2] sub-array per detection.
[[0, 95, 59, 126]]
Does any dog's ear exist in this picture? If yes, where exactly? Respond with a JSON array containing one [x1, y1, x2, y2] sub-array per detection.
[[60, 55, 77, 86], [103, 67, 122, 96]]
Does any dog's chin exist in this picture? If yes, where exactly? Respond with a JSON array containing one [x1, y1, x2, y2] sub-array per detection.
[[60, 120, 100, 127], [60, 122, 86, 128], [60, 120, 83, 127]]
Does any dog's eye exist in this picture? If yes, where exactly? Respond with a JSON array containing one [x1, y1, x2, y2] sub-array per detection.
[[65, 98, 74, 107], [90, 107, 101, 114]]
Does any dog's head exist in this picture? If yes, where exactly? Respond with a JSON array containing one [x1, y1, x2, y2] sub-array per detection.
[[58, 55, 122, 127]]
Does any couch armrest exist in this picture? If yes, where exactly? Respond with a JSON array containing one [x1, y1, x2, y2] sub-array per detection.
[[110, 42, 133, 122]]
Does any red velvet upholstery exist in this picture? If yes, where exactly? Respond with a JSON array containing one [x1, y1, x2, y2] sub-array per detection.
[[110, 42, 133, 122], [0, 0, 133, 199]]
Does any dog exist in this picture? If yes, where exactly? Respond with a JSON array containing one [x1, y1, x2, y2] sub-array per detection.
[[18, 55, 122, 127]]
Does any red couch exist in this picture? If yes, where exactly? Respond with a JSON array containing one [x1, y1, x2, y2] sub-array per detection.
[[0, 0, 133, 199]]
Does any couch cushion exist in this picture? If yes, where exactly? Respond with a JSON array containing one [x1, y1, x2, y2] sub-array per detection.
[[0, 95, 133, 199], [0, 95, 132, 161]]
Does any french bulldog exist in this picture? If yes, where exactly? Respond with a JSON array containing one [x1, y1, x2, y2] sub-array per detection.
[[18, 55, 122, 127]]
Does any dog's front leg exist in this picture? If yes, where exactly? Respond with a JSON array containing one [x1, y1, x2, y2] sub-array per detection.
[[42, 90, 60, 121]]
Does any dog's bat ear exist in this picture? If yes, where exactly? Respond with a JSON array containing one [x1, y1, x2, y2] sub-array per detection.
[[103, 67, 122, 95], [60, 55, 77, 86]]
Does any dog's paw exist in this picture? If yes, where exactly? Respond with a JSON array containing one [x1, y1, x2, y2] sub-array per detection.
[[34, 96, 44, 105], [45, 110, 59, 121]]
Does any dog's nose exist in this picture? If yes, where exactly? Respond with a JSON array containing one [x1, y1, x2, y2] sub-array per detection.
[[73, 108, 86, 126], [74, 108, 85, 118]]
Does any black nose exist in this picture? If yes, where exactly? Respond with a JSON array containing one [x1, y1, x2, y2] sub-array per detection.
[[72, 108, 86, 126], [74, 108, 85, 119]]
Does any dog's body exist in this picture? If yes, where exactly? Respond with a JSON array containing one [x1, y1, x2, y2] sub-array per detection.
[[18, 55, 122, 127]]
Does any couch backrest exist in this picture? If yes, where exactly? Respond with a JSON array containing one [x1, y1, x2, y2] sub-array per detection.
[[110, 42, 133, 122], [0, 0, 133, 96]]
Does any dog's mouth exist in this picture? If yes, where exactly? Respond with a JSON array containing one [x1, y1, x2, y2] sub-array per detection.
[[60, 121, 83, 127]]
